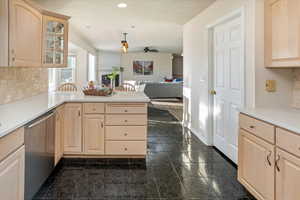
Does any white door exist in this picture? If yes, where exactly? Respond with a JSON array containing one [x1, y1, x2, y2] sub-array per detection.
[[213, 16, 244, 163]]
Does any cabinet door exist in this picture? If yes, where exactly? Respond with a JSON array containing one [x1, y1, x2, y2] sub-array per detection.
[[0, 0, 8, 66], [83, 115, 105, 154], [276, 148, 300, 200], [0, 146, 25, 200], [54, 106, 64, 165], [238, 129, 275, 200], [9, 0, 42, 67], [265, 0, 300, 67], [42, 15, 68, 68], [63, 104, 82, 153]]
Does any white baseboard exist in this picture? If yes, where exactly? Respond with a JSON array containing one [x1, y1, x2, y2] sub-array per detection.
[[183, 123, 211, 146]]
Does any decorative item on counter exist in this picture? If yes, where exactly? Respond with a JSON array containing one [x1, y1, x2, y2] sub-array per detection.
[[107, 68, 120, 90], [88, 80, 95, 89], [83, 82, 113, 96], [83, 86, 113, 96]]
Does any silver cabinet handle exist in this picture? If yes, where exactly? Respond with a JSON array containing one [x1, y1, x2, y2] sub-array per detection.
[[267, 151, 272, 166], [275, 155, 281, 172], [28, 113, 54, 128]]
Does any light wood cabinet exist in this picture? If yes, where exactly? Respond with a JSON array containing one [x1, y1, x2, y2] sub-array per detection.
[[9, 0, 42, 67], [238, 129, 275, 200], [63, 102, 148, 157], [105, 141, 147, 155], [83, 103, 105, 114], [265, 0, 300, 67], [0, 0, 9, 66], [42, 15, 69, 67], [239, 114, 300, 200], [83, 114, 105, 155], [0, 145, 25, 200], [275, 148, 300, 200], [105, 114, 147, 126], [0, 0, 70, 68], [240, 114, 275, 144], [54, 106, 64, 165], [63, 103, 82, 153]]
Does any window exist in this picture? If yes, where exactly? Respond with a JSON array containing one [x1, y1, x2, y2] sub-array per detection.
[[88, 53, 96, 81], [48, 55, 77, 91]]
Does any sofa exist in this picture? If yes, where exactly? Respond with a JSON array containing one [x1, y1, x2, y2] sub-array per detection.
[[143, 82, 183, 99]]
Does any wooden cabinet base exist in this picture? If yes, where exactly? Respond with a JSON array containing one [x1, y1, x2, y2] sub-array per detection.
[[63, 154, 146, 159]]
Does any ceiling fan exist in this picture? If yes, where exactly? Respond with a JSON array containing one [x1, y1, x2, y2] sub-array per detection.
[[121, 33, 128, 53]]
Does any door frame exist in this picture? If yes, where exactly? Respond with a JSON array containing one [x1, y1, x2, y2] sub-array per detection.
[[206, 7, 246, 146]]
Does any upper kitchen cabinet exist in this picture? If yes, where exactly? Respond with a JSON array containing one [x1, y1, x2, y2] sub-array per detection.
[[9, 0, 43, 67], [265, 0, 300, 68], [0, 0, 70, 68], [42, 15, 69, 67]]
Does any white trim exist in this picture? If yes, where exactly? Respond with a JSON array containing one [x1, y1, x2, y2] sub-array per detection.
[[206, 7, 245, 29], [183, 124, 210, 146], [207, 7, 246, 146]]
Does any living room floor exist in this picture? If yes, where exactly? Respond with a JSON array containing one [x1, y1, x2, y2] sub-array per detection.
[[150, 98, 183, 121], [33, 107, 255, 200]]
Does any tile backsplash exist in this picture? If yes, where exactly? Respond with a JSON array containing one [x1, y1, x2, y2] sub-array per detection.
[[0, 67, 48, 105], [292, 69, 300, 108]]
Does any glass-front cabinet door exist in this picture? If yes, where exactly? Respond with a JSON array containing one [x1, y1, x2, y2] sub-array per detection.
[[43, 16, 68, 67]]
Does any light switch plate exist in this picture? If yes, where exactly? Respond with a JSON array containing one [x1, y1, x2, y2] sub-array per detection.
[[266, 80, 276, 92]]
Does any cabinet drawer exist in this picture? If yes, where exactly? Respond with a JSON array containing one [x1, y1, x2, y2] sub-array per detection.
[[277, 128, 300, 157], [83, 103, 105, 114], [105, 126, 147, 141], [105, 141, 147, 155], [105, 103, 147, 114], [239, 114, 275, 144], [0, 128, 24, 162], [105, 114, 147, 126]]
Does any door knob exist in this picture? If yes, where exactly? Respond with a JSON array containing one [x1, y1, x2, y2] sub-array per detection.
[[210, 90, 216, 95]]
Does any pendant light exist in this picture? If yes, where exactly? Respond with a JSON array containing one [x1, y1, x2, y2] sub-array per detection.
[[121, 33, 128, 53]]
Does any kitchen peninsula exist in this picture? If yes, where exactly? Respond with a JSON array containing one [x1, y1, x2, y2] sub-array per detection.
[[0, 91, 150, 199]]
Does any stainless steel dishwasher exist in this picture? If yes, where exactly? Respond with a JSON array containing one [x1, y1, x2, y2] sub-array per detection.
[[25, 111, 55, 200]]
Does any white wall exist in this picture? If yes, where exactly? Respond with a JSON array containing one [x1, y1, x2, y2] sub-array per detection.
[[254, 0, 294, 107], [98, 51, 121, 70], [75, 48, 88, 88], [183, 0, 294, 145], [121, 52, 173, 82], [69, 27, 98, 87]]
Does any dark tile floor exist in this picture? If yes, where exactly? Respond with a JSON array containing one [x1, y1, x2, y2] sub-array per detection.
[[34, 107, 255, 200]]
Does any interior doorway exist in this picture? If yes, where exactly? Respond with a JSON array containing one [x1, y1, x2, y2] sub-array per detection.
[[208, 9, 245, 164]]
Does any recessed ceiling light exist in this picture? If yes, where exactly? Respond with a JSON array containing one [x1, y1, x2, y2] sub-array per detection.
[[117, 3, 127, 8]]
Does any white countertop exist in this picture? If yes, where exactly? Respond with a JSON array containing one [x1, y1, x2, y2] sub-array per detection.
[[0, 91, 150, 138], [240, 107, 300, 134]]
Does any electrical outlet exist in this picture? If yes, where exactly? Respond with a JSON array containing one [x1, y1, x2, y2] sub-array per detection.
[[266, 80, 276, 92]]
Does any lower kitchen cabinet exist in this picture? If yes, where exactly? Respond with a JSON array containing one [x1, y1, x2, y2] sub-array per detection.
[[239, 114, 300, 200], [83, 114, 105, 154], [63, 103, 82, 153], [54, 105, 64, 165], [276, 148, 300, 200], [0, 145, 25, 200], [238, 129, 275, 200]]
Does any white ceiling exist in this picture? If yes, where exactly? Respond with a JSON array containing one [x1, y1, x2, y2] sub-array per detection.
[[34, 0, 215, 54]]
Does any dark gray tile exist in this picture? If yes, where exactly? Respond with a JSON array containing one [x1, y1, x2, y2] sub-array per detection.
[[34, 107, 255, 200]]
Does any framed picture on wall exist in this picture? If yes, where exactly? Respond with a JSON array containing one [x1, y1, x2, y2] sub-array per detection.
[[133, 60, 153, 75]]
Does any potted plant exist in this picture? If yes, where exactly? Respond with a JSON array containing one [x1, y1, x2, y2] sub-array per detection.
[[107, 68, 119, 89]]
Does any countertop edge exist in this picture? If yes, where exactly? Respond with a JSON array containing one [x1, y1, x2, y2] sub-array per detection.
[[0, 96, 150, 138], [240, 109, 300, 134]]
